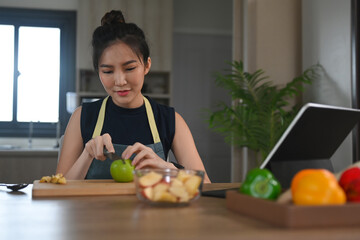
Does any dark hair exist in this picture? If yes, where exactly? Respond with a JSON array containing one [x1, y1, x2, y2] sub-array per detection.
[[92, 10, 150, 72]]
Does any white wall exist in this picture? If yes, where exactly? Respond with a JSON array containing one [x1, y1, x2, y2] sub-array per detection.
[[302, 0, 353, 171]]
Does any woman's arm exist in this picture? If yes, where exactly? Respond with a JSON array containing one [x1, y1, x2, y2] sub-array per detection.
[[56, 107, 114, 179], [56, 107, 92, 179], [171, 112, 211, 183], [56, 107, 90, 179]]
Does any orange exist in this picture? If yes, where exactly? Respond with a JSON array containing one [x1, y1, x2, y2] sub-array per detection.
[[291, 169, 317, 196], [291, 169, 346, 206]]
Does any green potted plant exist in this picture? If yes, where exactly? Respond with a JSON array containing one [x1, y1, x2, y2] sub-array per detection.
[[207, 60, 321, 166]]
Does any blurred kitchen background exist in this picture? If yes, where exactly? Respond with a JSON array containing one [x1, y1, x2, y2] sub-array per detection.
[[0, 0, 355, 183]]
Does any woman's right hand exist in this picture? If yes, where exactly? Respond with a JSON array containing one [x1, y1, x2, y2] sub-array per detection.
[[84, 133, 114, 161]]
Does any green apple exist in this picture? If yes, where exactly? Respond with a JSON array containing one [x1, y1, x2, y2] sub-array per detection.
[[110, 159, 134, 182]]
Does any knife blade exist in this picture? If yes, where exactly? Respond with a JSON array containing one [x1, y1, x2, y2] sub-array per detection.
[[103, 147, 124, 162]]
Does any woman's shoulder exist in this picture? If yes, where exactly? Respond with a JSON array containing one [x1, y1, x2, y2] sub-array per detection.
[[82, 98, 104, 108], [81, 98, 104, 115], [80, 98, 106, 145], [145, 96, 176, 151], [80, 98, 104, 128]]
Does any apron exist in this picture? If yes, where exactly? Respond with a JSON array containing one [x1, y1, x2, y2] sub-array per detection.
[[85, 96, 166, 179]]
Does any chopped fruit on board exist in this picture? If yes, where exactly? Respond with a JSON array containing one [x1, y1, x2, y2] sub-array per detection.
[[40, 173, 67, 184]]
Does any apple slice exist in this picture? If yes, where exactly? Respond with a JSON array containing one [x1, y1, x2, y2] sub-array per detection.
[[154, 191, 177, 203], [57, 176, 67, 184], [184, 175, 202, 197], [50, 174, 61, 184], [176, 170, 192, 183], [139, 171, 163, 188], [169, 185, 190, 202], [142, 187, 153, 200], [153, 183, 170, 201], [170, 178, 184, 187], [39, 176, 51, 183], [153, 182, 170, 192]]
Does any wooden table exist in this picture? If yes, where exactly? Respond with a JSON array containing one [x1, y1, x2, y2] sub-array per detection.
[[1, 183, 360, 240]]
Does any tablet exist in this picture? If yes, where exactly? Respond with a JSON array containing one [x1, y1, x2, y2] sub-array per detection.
[[259, 103, 360, 188]]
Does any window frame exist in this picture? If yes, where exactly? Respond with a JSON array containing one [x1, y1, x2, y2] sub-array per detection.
[[0, 7, 76, 138]]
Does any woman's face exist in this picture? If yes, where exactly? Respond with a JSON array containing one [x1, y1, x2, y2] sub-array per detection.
[[98, 41, 151, 108]]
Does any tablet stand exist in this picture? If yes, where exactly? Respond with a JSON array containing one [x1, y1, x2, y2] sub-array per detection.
[[268, 159, 334, 188]]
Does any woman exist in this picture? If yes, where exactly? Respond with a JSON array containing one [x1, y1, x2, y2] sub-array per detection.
[[56, 10, 210, 183]]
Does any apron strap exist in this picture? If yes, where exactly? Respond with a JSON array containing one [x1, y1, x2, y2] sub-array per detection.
[[92, 96, 109, 139], [92, 96, 161, 144], [143, 97, 161, 143]]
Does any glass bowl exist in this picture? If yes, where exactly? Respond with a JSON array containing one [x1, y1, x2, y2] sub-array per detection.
[[133, 169, 204, 206]]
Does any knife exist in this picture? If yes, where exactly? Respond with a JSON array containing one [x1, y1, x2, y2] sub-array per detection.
[[103, 147, 125, 163]]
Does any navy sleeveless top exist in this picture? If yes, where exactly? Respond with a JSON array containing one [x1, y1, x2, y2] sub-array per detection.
[[80, 96, 175, 160]]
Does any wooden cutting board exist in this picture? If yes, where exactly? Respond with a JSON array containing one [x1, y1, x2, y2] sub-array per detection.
[[32, 179, 136, 197]]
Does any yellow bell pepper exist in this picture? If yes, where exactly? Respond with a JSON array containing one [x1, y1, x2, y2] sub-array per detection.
[[291, 169, 346, 206]]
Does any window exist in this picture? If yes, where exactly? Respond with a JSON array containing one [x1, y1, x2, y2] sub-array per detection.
[[0, 8, 76, 137]]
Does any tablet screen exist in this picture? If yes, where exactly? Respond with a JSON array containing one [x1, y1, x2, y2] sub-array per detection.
[[260, 103, 360, 188]]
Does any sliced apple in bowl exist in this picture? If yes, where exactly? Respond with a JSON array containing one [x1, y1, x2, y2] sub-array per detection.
[[138, 171, 163, 187], [133, 169, 204, 205]]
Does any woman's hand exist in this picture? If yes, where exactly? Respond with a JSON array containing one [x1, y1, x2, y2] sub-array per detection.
[[84, 133, 114, 161], [122, 142, 176, 169]]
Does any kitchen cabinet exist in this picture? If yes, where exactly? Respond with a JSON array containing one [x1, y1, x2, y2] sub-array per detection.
[[76, 69, 172, 106], [0, 149, 58, 184]]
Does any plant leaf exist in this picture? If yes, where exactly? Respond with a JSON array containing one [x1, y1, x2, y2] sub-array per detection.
[[206, 61, 322, 166]]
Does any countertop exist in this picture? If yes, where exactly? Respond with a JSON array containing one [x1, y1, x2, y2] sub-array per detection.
[[1, 182, 360, 240]]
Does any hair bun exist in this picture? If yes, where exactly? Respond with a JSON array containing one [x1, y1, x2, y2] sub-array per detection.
[[101, 10, 125, 26]]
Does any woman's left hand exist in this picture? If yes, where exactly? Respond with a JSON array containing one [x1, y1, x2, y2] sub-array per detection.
[[122, 142, 176, 169]]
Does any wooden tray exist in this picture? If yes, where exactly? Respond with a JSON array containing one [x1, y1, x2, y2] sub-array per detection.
[[32, 179, 136, 197], [226, 190, 360, 228]]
